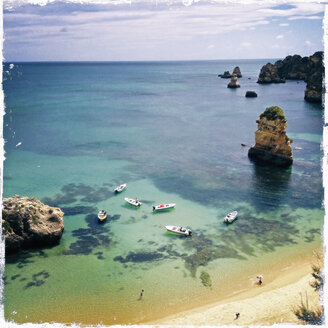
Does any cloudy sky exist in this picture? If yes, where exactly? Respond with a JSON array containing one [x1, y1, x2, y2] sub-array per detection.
[[3, 0, 325, 61]]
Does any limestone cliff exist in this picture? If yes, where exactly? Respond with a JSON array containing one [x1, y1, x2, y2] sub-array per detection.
[[2, 195, 64, 254], [257, 52, 323, 103], [248, 106, 293, 167]]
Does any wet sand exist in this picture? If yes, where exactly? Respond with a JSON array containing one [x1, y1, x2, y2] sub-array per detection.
[[148, 260, 321, 326]]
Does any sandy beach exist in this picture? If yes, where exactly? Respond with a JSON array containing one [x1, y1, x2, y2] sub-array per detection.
[[148, 261, 321, 326]]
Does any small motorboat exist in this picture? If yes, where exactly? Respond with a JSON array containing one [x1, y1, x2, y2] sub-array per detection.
[[114, 184, 127, 193], [165, 225, 192, 236], [125, 197, 142, 207], [153, 203, 176, 211], [223, 211, 238, 223], [98, 210, 107, 223]]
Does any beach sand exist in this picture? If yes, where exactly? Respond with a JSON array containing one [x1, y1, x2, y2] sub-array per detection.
[[148, 261, 321, 326]]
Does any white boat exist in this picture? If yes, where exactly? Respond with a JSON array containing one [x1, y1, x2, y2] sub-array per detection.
[[223, 211, 238, 223], [125, 197, 142, 207], [98, 210, 107, 222], [153, 203, 176, 211], [114, 184, 127, 193], [165, 225, 192, 236]]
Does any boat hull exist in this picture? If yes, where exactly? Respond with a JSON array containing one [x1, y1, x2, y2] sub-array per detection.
[[124, 197, 142, 207], [114, 184, 127, 193], [153, 203, 176, 211], [165, 225, 192, 236]]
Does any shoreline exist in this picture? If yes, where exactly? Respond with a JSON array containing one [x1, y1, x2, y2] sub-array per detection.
[[147, 260, 321, 326]]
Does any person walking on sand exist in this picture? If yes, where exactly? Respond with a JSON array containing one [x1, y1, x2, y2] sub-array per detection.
[[235, 312, 240, 320], [140, 289, 144, 298]]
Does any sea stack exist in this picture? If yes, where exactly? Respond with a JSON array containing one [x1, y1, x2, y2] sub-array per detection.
[[233, 66, 242, 77], [2, 195, 64, 254], [227, 74, 240, 88], [248, 106, 293, 167], [218, 71, 232, 78]]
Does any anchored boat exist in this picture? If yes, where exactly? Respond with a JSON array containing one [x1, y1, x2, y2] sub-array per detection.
[[98, 210, 107, 223], [114, 184, 127, 193], [125, 197, 142, 207], [153, 203, 176, 211], [165, 225, 192, 236], [223, 211, 238, 223]]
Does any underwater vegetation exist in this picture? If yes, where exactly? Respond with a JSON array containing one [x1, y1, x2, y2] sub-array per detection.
[[42, 183, 114, 207], [64, 213, 118, 256], [200, 271, 212, 288]]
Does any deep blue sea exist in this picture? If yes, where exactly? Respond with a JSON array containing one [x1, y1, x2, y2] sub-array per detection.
[[2, 60, 323, 324]]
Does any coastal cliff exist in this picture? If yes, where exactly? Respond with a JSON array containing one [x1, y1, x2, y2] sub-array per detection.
[[257, 52, 323, 103], [2, 195, 64, 254], [248, 106, 293, 167]]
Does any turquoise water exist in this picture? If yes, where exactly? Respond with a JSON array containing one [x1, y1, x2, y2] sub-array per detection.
[[2, 61, 323, 324]]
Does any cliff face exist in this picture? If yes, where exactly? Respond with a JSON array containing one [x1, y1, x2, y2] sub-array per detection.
[[2, 195, 64, 254], [257, 52, 323, 103], [248, 106, 293, 167]]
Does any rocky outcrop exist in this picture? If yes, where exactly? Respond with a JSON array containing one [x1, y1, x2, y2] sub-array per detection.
[[233, 66, 242, 77], [304, 52, 323, 103], [248, 106, 293, 167], [257, 52, 323, 103], [245, 91, 257, 98], [2, 195, 64, 254], [218, 71, 232, 78], [227, 74, 240, 88]]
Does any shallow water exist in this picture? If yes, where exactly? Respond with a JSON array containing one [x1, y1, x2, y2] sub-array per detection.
[[2, 60, 323, 324]]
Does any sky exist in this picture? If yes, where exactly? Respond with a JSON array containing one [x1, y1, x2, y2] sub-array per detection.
[[3, 0, 326, 61]]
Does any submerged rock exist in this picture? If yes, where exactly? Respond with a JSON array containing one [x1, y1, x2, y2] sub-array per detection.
[[233, 66, 242, 77], [218, 71, 232, 78], [227, 74, 240, 88], [2, 195, 64, 254], [257, 52, 323, 103], [245, 91, 257, 98], [248, 106, 293, 167]]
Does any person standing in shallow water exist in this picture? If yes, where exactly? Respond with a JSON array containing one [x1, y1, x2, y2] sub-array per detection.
[[140, 289, 144, 298]]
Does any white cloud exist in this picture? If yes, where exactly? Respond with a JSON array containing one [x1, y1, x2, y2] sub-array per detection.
[[241, 42, 252, 47], [305, 40, 313, 46], [288, 15, 322, 21], [276, 35, 284, 39], [279, 23, 289, 26]]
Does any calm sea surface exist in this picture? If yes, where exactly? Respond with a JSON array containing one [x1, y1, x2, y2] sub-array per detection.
[[2, 60, 323, 324]]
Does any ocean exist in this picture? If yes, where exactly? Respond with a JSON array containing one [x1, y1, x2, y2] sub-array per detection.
[[2, 60, 323, 325]]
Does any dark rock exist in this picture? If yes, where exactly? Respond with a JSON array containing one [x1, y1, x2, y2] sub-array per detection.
[[245, 91, 257, 98], [227, 74, 240, 88], [218, 71, 232, 78], [2, 195, 64, 254], [233, 66, 242, 77], [257, 51, 323, 104]]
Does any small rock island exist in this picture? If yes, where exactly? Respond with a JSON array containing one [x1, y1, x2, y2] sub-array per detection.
[[2, 195, 64, 254], [248, 106, 293, 167], [227, 74, 240, 88]]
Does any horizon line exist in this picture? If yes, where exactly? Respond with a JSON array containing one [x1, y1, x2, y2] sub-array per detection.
[[4, 57, 286, 64]]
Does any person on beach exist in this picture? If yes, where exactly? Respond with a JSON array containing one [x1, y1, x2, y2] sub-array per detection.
[[140, 289, 144, 298], [235, 313, 240, 320], [257, 275, 263, 285]]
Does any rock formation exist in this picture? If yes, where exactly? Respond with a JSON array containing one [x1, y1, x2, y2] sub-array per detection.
[[257, 51, 323, 103], [233, 66, 242, 77], [218, 71, 232, 78], [248, 106, 293, 167], [227, 74, 240, 88], [245, 91, 257, 98], [2, 195, 64, 254]]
